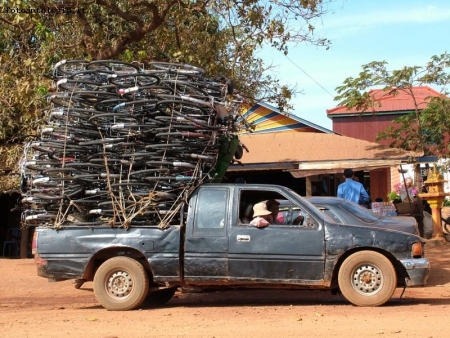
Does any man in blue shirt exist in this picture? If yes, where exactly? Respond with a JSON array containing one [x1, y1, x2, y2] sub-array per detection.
[[337, 168, 370, 205]]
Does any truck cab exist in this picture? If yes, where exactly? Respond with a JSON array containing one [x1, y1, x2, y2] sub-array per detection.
[[183, 184, 327, 285]]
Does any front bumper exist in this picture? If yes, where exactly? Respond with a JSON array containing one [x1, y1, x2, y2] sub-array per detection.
[[400, 258, 430, 286]]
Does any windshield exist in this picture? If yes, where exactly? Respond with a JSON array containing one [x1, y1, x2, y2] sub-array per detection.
[[339, 200, 381, 223], [284, 189, 335, 222]]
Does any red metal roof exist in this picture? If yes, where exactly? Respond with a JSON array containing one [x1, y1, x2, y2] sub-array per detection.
[[327, 86, 443, 115]]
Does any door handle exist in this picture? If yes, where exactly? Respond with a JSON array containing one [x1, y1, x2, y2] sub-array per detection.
[[237, 235, 250, 242]]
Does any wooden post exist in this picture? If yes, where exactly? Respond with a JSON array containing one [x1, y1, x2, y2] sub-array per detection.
[[428, 199, 445, 241], [20, 227, 29, 259]]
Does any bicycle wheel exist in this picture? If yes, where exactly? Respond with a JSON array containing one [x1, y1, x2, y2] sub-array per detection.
[[160, 79, 209, 98], [112, 99, 158, 114], [56, 78, 101, 91], [48, 94, 83, 108], [156, 99, 209, 116], [108, 73, 160, 87], [54, 60, 89, 77], [155, 131, 211, 140], [148, 62, 204, 75], [88, 112, 139, 125], [94, 98, 129, 112], [87, 60, 141, 73], [121, 85, 175, 100]]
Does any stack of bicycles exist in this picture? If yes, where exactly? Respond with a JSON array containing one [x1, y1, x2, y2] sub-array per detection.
[[20, 60, 248, 229]]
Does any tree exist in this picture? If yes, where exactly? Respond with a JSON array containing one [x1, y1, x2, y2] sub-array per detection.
[[334, 53, 450, 159], [0, 0, 331, 191]]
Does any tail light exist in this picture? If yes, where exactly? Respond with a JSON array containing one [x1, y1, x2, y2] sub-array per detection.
[[32, 231, 38, 255]]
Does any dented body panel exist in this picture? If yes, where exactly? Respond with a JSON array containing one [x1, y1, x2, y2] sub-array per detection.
[[34, 183, 430, 293]]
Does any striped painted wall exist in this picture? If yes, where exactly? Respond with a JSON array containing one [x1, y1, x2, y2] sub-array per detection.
[[239, 102, 332, 134]]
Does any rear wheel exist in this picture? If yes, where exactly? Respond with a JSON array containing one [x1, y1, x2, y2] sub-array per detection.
[[338, 251, 397, 307], [94, 256, 149, 311]]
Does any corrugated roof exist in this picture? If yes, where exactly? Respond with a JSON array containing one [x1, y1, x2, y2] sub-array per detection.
[[327, 86, 443, 115], [240, 102, 334, 134], [234, 132, 419, 166]]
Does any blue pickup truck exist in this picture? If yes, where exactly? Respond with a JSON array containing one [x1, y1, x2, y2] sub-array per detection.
[[32, 184, 430, 311]]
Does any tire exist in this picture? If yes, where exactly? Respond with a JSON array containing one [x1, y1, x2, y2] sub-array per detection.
[[93, 256, 149, 311], [144, 287, 177, 306], [442, 217, 450, 234], [338, 251, 397, 307]]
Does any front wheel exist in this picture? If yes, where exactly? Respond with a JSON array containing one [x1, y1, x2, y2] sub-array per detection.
[[94, 256, 149, 311], [338, 251, 397, 307]]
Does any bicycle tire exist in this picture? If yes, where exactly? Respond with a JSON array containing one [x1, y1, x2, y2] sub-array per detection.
[[54, 60, 89, 76], [110, 122, 160, 130], [48, 94, 83, 108], [160, 79, 209, 98], [88, 113, 139, 124], [34, 188, 83, 200], [79, 138, 126, 146], [155, 132, 211, 140], [112, 99, 158, 113], [108, 73, 160, 87], [56, 78, 101, 92], [122, 85, 175, 100], [94, 98, 129, 112], [148, 62, 204, 75], [156, 99, 209, 116], [25, 213, 58, 221], [87, 60, 141, 73], [46, 107, 99, 122]]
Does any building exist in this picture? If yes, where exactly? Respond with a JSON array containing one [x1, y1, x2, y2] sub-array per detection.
[[326, 86, 442, 193], [239, 101, 333, 134], [227, 132, 418, 200], [229, 101, 421, 200], [326, 86, 442, 145]]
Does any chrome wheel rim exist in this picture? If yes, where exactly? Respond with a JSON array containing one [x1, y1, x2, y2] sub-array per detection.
[[351, 263, 383, 296], [105, 270, 133, 299]]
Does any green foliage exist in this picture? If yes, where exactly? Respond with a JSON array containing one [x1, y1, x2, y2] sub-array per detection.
[[0, 0, 331, 191], [387, 191, 400, 202], [335, 52, 450, 157]]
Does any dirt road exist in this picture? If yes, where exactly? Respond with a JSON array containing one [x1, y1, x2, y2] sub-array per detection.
[[1, 241, 450, 338]]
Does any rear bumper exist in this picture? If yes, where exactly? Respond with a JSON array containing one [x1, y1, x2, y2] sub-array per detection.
[[400, 258, 430, 286], [35, 253, 87, 280]]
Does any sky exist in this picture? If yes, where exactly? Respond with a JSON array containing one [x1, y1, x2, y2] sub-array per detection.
[[259, 0, 450, 130]]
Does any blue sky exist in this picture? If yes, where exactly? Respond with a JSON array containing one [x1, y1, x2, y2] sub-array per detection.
[[259, 0, 450, 130]]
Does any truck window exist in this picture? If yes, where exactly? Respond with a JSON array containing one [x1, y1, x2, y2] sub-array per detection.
[[194, 188, 228, 236]]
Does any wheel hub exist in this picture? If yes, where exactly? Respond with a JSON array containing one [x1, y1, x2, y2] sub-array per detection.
[[352, 264, 383, 295], [107, 271, 133, 298]]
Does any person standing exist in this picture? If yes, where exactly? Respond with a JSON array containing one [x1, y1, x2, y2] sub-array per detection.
[[337, 168, 370, 205]]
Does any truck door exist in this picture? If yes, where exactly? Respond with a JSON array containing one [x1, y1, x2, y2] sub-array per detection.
[[183, 187, 230, 282], [229, 190, 326, 284]]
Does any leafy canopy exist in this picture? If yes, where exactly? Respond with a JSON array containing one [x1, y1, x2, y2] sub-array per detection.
[[334, 52, 450, 158], [0, 0, 331, 190]]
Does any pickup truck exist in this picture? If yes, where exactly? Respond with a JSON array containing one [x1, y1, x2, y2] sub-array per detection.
[[32, 183, 430, 311]]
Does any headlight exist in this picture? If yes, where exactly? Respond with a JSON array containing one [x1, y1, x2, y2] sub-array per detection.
[[412, 242, 423, 257]]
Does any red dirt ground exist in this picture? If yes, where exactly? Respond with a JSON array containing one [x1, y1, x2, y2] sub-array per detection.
[[1, 240, 450, 338]]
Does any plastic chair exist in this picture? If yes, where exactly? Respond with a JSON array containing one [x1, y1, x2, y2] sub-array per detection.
[[3, 228, 20, 257]]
